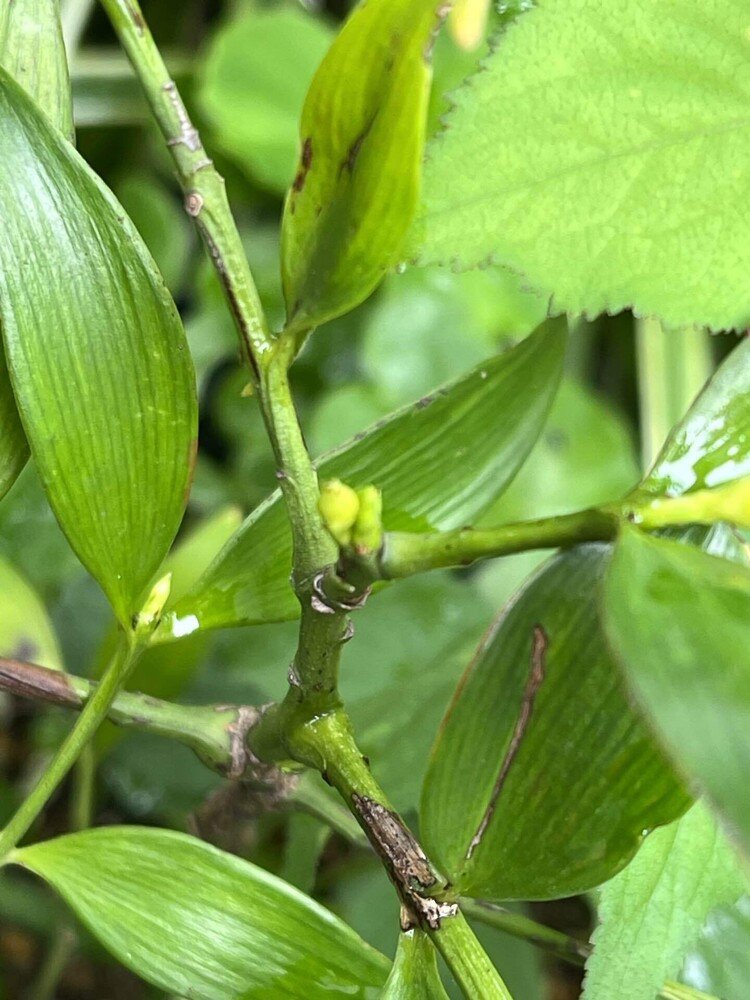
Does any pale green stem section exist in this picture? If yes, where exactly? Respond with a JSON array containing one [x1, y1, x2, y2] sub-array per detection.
[[433, 912, 513, 1000], [0, 634, 143, 857], [636, 320, 713, 470]]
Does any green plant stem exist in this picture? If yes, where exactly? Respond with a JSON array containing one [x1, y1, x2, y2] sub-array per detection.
[[433, 911, 514, 999], [0, 656, 253, 778], [380, 507, 615, 577], [100, 0, 349, 705], [355, 480, 750, 582], [27, 925, 77, 1000], [254, 707, 513, 998], [636, 320, 713, 470], [98, 0, 274, 377], [70, 746, 95, 833], [100, 4, 514, 993], [461, 898, 591, 965], [0, 635, 143, 857], [259, 339, 349, 705]]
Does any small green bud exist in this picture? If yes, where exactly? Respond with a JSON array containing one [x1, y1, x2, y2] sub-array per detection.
[[134, 572, 173, 636], [319, 479, 361, 546], [352, 485, 384, 555]]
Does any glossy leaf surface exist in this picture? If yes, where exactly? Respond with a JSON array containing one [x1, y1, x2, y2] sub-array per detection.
[[281, 0, 444, 330], [0, 356, 26, 504], [605, 527, 750, 859], [0, 0, 74, 501], [0, 0, 73, 138], [200, 6, 333, 193], [583, 802, 746, 1000], [159, 323, 565, 639], [382, 931, 449, 999], [0, 554, 62, 670], [0, 69, 197, 625], [412, 0, 750, 330], [638, 335, 750, 497], [421, 544, 689, 901], [14, 827, 389, 998]]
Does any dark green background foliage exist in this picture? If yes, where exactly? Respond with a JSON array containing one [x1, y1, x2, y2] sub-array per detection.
[[0, 1, 747, 998]]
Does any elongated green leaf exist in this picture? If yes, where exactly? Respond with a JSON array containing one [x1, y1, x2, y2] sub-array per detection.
[[382, 931, 449, 999], [159, 323, 565, 639], [605, 527, 750, 859], [13, 827, 389, 999], [638, 335, 750, 497], [0, 0, 74, 502], [0, 68, 197, 625], [200, 6, 333, 194], [479, 378, 640, 525], [0, 355, 26, 503], [282, 0, 444, 330], [582, 802, 746, 1000], [412, 0, 750, 330], [421, 543, 689, 901], [0, 0, 73, 139], [0, 553, 62, 670]]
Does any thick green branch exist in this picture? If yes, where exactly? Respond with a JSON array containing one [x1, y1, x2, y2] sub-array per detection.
[[251, 705, 514, 999], [342, 479, 750, 583]]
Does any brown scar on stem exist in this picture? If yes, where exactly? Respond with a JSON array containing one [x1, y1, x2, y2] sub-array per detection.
[[351, 794, 458, 929], [465, 624, 548, 861], [124, 0, 145, 33]]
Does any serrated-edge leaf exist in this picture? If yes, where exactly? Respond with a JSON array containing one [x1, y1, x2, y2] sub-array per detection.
[[412, 0, 750, 331], [582, 802, 747, 1000]]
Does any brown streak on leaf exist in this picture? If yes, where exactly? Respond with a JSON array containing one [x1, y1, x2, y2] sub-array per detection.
[[465, 624, 548, 861], [292, 137, 314, 194]]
